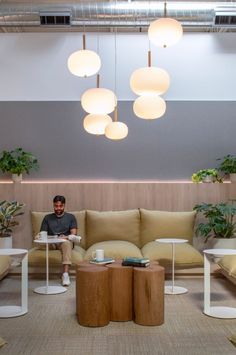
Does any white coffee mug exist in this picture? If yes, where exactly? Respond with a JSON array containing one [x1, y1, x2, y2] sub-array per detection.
[[39, 231, 48, 240], [92, 249, 104, 261]]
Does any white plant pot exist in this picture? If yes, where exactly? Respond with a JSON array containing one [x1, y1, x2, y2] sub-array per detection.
[[0, 236, 12, 248], [12, 173, 22, 183], [202, 176, 214, 183], [210, 237, 236, 249], [230, 173, 236, 183]]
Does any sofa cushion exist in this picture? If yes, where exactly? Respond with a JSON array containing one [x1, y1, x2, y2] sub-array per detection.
[[31, 210, 86, 249], [28, 246, 85, 266], [140, 209, 196, 247], [84, 241, 143, 261], [141, 241, 203, 267], [218, 255, 236, 278], [0, 256, 11, 280], [86, 210, 140, 248]]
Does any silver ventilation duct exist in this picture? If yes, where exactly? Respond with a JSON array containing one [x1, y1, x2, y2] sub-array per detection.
[[0, 1, 236, 32]]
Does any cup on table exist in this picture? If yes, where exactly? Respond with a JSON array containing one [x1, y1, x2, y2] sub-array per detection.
[[92, 249, 104, 261], [39, 231, 48, 240]]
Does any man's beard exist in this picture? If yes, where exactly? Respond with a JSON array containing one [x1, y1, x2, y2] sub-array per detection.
[[55, 210, 64, 216]]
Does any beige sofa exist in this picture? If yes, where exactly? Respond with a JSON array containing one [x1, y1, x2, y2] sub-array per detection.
[[29, 209, 203, 270], [218, 255, 236, 285], [0, 256, 11, 280]]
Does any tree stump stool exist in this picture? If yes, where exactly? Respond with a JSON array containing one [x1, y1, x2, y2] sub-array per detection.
[[76, 261, 92, 316], [133, 264, 165, 326], [77, 260, 91, 268], [107, 262, 133, 321], [76, 266, 110, 327]]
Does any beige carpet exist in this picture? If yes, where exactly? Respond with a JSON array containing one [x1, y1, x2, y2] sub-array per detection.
[[0, 276, 236, 355]]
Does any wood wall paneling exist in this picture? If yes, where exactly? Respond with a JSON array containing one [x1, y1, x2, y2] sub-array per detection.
[[0, 182, 233, 249]]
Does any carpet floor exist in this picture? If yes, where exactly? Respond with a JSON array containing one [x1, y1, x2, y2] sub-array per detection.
[[0, 276, 236, 355]]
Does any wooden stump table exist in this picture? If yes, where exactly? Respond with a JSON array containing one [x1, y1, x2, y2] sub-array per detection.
[[107, 261, 133, 321], [76, 261, 165, 327], [76, 265, 110, 327], [133, 264, 165, 326]]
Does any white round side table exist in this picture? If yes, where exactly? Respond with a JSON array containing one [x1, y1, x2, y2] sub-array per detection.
[[34, 238, 67, 295], [203, 248, 236, 319], [0, 248, 28, 318], [155, 238, 188, 295]]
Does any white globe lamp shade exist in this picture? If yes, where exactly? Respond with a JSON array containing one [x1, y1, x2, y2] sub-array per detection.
[[148, 18, 183, 48], [67, 49, 101, 77], [81, 88, 117, 114], [130, 67, 170, 96], [83, 114, 112, 135], [133, 95, 166, 119], [105, 121, 128, 140]]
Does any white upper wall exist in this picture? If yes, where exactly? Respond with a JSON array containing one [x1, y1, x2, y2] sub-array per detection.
[[0, 32, 236, 101]]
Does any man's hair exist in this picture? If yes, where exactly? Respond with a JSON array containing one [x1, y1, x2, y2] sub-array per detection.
[[53, 195, 66, 204]]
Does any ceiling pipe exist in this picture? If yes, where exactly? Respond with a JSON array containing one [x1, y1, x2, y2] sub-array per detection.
[[0, 1, 235, 31]]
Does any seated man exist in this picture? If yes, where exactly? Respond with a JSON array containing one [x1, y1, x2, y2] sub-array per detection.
[[40, 195, 77, 286]]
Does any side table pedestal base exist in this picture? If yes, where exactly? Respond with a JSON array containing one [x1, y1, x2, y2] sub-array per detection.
[[204, 306, 236, 319], [34, 285, 67, 295], [0, 305, 27, 318], [165, 285, 188, 295]]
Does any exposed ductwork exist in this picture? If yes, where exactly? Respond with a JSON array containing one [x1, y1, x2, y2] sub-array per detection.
[[0, 1, 236, 32]]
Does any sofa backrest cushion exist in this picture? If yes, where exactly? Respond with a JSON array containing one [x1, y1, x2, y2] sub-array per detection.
[[218, 255, 236, 278], [86, 209, 140, 248], [140, 209, 196, 247], [31, 210, 86, 249], [0, 255, 11, 280]]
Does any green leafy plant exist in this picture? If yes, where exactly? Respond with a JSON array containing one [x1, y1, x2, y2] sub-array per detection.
[[191, 169, 222, 183], [0, 147, 39, 176], [194, 202, 236, 242], [217, 154, 236, 174], [0, 200, 25, 238]]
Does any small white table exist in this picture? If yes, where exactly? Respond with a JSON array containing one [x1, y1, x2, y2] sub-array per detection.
[[34, 238, 67, 295], [203, 248, 236, 318], [156, 238, 188, 295], [0, 248, 28, 318]]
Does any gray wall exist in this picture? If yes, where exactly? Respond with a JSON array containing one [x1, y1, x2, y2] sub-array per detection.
[[0, 101, 235, 180]]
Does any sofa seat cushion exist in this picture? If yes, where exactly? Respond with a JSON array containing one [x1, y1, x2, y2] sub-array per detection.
[[140, 209, 196, 247], [31, 211, 86, 249], [0, 256, 11, 280], [86, 210, 141, 248], [142, 241, 203, 267], [218, 255, 236, 278], [84, 241, 143, 261], [28, 246, 85, 266]]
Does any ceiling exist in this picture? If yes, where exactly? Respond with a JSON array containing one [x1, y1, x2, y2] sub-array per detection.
[[1, 1, 236, 33]]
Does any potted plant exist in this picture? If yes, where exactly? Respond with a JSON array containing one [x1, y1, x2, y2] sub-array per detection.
[[0, 200, 25, 248], [217, 154, 236, 182], [0, 147, 39, 182], [191, 169, 222, 183], [194, 202, 236, 250]]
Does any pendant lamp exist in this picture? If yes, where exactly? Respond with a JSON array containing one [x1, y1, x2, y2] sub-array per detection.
[[68, 34, 101, 77], [130, 66, 170, 96], [81, 75, 117, 115], [130, 50, 170, 96], [105, 22, 128, 141], [83, 114, 112, 135], [105, 107, 128, 140], [148, 2, 183, 48], [133, 95, 166, 119]]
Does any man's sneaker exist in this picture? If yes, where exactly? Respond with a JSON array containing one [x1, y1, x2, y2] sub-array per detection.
[[68, 235, 81, 243], [62, 272, 70, 286]]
